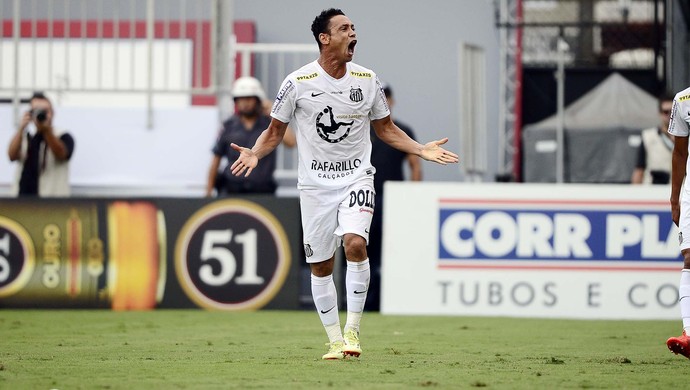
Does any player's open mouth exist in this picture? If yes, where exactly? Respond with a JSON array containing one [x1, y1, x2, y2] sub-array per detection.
[[348, 40, 357, 55]]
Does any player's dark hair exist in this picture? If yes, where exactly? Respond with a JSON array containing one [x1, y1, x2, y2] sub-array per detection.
[[311, 8, 345, 50]]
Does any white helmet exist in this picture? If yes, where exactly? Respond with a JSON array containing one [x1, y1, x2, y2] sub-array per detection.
[[231, 76, 266, 100]]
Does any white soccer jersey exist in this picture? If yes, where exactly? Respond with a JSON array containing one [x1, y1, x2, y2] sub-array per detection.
[[668, 87, 690, 193], [271, 60, 390, 190]]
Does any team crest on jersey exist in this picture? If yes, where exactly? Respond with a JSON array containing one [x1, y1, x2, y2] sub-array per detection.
[[350, 87, 363, 102], [316, 106, 353, 144], [304, 244, 314, 257]]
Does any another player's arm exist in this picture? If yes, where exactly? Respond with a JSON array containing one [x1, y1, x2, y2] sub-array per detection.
[[371, 115, 459, 165], [230, 118, 289, 177], [671, 135, 688, 226]]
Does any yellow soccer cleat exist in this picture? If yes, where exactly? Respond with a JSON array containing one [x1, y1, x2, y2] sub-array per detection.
[[322, 341, 345, 360], [343, 328, 362, 357]]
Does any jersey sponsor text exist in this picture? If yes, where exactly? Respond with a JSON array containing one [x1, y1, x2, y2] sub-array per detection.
[[350, 71, 372, 78], [311, 159, 361, 172], [272, 81, 294, 114], [296, 72, 318, 82]]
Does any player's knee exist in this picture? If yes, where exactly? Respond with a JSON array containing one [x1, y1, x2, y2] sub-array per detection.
[[344, 234, 367, 261], [310, 258, 334, 277]]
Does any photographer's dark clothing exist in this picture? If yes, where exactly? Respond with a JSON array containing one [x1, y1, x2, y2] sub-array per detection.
[[635, 127, 672, 184], [212, 115, 277, 194], [18, 131, 75, 196], [366, 119, 416, 311], [370, 120, 416, 195]]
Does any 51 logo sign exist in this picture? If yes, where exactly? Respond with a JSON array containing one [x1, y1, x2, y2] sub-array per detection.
[[175, 200, 291, 310]]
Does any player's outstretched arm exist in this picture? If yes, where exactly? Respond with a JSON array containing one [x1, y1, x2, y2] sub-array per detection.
[[230, 118, 289, 177], [420, 138, 459, 165], [230, 143, 259, 177], [372, 115, 459, 165]]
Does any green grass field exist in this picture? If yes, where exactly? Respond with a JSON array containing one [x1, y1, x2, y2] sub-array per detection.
[[0, 310, 687, 389]]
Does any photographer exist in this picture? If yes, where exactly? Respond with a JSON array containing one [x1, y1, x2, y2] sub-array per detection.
[[7, 92, 75, 197]]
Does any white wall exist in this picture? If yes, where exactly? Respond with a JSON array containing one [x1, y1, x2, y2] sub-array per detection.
[[0, 39, 193, 107], [0, 105, 219, 197]]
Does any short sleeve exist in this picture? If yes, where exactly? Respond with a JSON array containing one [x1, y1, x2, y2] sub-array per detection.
[[369, 76, 390, 121], [60, 133, 75, 160], [270, 78, 296, 124], [668, 99, 689, 137]]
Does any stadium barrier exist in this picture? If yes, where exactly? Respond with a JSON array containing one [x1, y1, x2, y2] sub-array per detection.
[[381, 183, 682, 320], [0, 196, 303, 310]]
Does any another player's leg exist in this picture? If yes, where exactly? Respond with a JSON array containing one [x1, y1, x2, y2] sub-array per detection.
[[667, 250, 690, 358], [668, 209, 690, 359]]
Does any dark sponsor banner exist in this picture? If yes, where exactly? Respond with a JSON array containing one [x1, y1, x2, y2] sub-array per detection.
[[0, 196, 302, 310]]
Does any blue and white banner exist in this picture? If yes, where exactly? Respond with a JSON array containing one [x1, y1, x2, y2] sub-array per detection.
[[381, 183, 682, 319]]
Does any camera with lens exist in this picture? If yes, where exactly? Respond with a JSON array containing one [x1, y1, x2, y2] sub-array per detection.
[[30, 108, 48, 123]]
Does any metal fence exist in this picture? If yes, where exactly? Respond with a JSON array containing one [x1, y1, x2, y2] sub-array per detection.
[[519, 0, 664, 68], [495, 0, 665, 182], [234, 42, 318, 184], [0, 0, 313, 192], [1, 0, 219, 128]]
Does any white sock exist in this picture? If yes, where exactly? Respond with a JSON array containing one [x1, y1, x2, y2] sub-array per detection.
[[345, 259, 370, 332], [680, 269, 690, 333], [311, 273, 342, 343]]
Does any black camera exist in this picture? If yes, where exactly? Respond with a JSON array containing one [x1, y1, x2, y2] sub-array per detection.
[[31, 108, 48, 122]]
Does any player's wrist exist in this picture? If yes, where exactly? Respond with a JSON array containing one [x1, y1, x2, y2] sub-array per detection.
[[415, 143, 424, 157]]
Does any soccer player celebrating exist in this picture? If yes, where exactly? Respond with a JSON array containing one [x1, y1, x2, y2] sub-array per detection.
[[668, 86, 690, 358], [230, 8, 459, 360]]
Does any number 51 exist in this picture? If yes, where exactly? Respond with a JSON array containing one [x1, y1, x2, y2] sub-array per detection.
[[198, 229, 264, 286]]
